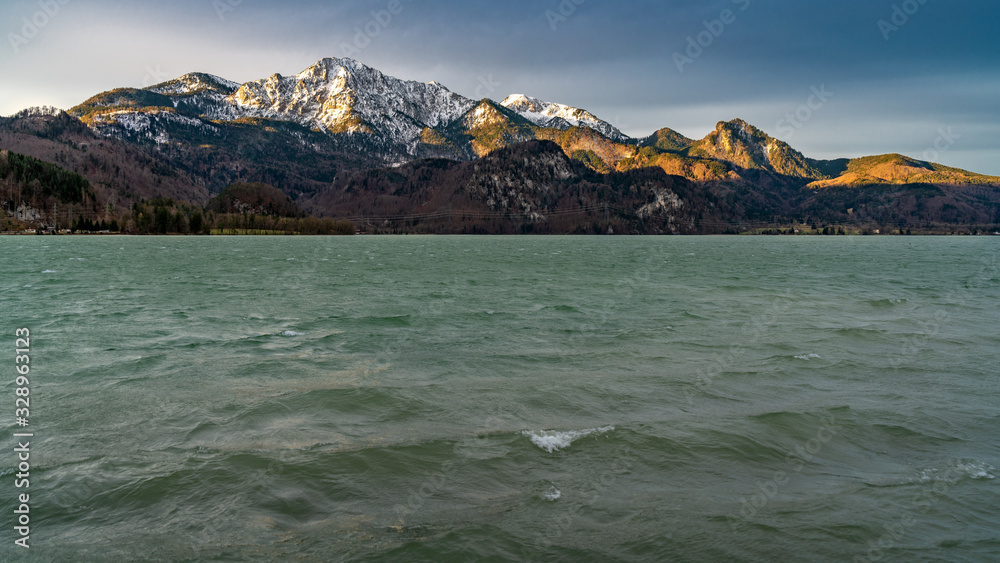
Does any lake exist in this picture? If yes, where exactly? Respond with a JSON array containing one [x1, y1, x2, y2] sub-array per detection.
[[1, 235, 998, 561]]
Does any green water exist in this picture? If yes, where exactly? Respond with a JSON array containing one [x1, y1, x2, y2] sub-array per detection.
[[1, 236, 998, 562]]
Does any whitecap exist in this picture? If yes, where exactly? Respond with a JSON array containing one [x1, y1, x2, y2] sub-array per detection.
[[916, 460, 995, 484], [956, 461, 996, 480], [523, 425, 614, 453], [795, 353, 821, 360], [42, 270, 56, 274], [541, 486, 561, 501], [281, 331, 305, 337]]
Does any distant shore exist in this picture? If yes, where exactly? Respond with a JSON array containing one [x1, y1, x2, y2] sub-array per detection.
[[4, 229, 998, 237]]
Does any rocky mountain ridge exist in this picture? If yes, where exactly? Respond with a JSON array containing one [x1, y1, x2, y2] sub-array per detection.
[[3, 57, 999, 234]]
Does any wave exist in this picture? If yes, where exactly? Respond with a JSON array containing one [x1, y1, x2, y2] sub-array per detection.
[[748, 407, 850, 425], [868, 459, 998, 489], [680, 311, 709, 320], [867, 298, 909, 308], [522, 425, 615, 453], [915, 460, 996, 484], [357, 314, 412, 327], [541, 486, 561, 501], [546, 304, 581, 313], [474, 310, 514, 319], [833, 326, 890, 336]]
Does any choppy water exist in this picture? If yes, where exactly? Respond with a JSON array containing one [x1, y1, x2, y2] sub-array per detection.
[[1, 235, 999, 562]]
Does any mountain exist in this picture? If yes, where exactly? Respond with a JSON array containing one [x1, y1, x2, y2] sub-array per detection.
[[640, 128, 695, 152], [0, 108, 209, 204], [500, 94, 630, 143], [206, 182, 303, 217], [806, 154, 1000, 188], [687, 119, 824, 178], [66, 58, 632, 164], [447, 100, 537, 158], [0, 147, 95, 230], [3, 57, 1000, 234], [225, 58, 475, 143], [148, 72, 241, 96], [308, 140, 721, 234]]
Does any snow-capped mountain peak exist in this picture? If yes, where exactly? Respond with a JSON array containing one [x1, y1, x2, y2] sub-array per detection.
[[71, 57, 636, 162], [500, 94, 629, 142], [148, 73, 240, 96], [225, 57, 476, 139]]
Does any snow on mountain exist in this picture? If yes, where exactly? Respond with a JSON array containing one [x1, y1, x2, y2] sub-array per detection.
[[500, 94, 630, 142], [71, 58, 637, 159], [223, 58, 476, 147], [148, 73, 240, 96], [87, 108, 218, 145]]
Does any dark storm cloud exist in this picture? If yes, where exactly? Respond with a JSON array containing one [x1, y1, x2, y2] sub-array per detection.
[[1, 0, 997, 172]]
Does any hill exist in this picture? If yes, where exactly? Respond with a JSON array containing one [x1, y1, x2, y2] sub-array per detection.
[[207, 182, 304, 217]]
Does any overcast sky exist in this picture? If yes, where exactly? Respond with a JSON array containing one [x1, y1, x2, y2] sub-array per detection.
[[2, 0, 998, 174]]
